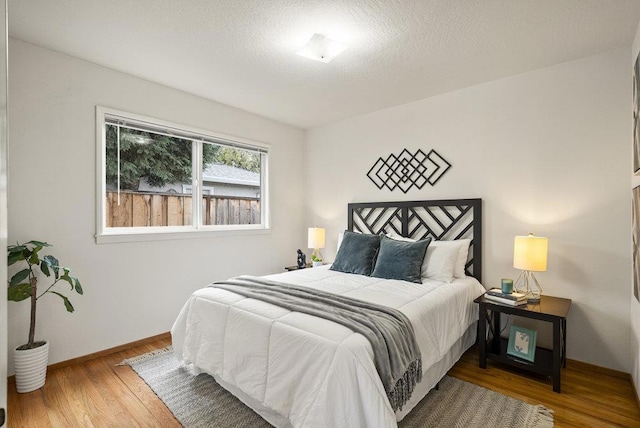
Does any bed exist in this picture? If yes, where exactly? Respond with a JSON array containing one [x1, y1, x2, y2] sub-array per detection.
[[171, 199, 485, 427]]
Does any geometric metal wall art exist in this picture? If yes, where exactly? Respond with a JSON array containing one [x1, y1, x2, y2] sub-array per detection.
[[366, 148, 452, 193]]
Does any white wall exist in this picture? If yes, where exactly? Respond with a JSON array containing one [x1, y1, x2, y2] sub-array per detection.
[[7, 39, 306, 373], [0, 0, 7, 419], [306, 49, 631, 371], [631, 21, 640, 399], [7, 37, 633, 376]]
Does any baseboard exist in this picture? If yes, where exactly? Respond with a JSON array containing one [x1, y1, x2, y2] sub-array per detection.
[[566, 358, 631, 380], [7, 331, 171, 382], [566, 357, 640, 413], [634, 373, 640, 413]]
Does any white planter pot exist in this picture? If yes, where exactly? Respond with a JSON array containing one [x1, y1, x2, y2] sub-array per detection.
[[14, 341, 49, 393]]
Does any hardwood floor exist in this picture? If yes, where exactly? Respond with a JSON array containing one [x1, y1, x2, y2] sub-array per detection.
[[7, 336, 640, 427], [8, 335, 179, 428], [450, 349, 640, 427]]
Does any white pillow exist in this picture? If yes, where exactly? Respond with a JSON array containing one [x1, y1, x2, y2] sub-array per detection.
[[453, 239, 471, 278], [422, 241, 459, 282], [337, 231, 345, 252], [385, 232, 415, 243]]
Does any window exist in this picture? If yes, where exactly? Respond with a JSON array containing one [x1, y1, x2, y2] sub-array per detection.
[[96, 107, 269, 243]]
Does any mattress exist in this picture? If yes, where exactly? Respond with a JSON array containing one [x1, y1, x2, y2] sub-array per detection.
[[171, 265, 485, 428]]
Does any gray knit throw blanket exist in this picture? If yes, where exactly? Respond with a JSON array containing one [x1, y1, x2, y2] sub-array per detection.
[[209, 276, 422, 411]]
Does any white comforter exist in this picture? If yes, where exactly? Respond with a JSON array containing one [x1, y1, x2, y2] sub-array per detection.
[[171, 266, 485, 428]]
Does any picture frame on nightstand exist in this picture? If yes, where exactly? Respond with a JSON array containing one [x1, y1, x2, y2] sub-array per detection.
[[507, 325, 537, 363]]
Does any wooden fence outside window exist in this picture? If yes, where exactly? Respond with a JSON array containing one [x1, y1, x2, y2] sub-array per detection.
[[105, 191, 261, 227]]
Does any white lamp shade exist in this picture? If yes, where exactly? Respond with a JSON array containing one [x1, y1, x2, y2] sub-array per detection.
[[308, 227, 326, 249], [513, 234, 548, 271]]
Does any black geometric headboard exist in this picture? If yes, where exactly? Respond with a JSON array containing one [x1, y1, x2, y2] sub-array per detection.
[[347, 199, 482, 282]]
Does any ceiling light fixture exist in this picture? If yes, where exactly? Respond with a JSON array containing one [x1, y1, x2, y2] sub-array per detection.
[[296, 33, 346, 63]]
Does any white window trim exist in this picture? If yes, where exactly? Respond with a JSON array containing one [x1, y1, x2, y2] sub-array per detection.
[[182, 184, 214, 195], [95, 106, 270, 244]]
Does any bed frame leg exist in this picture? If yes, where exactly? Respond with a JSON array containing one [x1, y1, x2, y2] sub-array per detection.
[[435, 382, 440, 391]]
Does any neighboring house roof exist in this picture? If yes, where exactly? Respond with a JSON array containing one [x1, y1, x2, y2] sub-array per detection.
[[203, 163, 259, 186]]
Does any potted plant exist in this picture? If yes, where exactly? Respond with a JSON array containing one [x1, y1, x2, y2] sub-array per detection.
[[311, 254, 323, 267], [7, 240, 83, 393]]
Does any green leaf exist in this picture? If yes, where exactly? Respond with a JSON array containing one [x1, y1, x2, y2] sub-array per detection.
[[28, 249, 40, 265], [50, 291, 74, 313], [74, 278, 83, 295], [8, 243, 31, 265], [9, 269, 30, 286], [43, 254, 59, 267], [25, 240, 50, 248], [43, 255, 60, 278], [7, 250, 23, 265], [40, 260, 50, 277], [60, 273, 74, 290], [8, 283, 31, 302], [21, 249, 32, 263]]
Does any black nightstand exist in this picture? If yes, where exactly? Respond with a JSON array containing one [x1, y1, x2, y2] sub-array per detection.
[[284, 264, 311, 271], [475, 294, 571, 393]]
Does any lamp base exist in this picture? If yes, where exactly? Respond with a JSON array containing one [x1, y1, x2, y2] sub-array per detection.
[[514, 270, 543, 303], [311, 248, 323, 264]]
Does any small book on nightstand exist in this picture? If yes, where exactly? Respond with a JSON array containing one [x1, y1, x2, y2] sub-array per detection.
[[484, 289, 527, 306], [486, 288, 527, 301]]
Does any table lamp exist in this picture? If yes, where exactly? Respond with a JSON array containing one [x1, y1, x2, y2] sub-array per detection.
[[308, 227, 325, 265], [513, 233, 548, 302]]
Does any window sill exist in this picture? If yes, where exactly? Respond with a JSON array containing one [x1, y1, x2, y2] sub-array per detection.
[[95, 227, 271, 244]]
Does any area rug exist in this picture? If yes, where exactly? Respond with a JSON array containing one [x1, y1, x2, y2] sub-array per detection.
[[123, 347, 554, 428]]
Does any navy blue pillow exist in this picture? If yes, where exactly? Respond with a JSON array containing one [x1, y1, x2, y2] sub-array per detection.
[[371, 235, 432, 283], [330, 231, 381, 276]]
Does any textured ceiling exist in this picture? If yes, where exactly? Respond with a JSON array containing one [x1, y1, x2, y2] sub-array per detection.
[[8, 0, 640, 128]]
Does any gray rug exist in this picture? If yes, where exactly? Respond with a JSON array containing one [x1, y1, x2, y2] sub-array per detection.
[[124, 348, 554, 428]]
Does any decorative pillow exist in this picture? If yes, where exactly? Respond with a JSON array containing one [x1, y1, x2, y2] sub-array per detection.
[[453, 239, 471, 278], [372, 236, 431, 283], [330, 231, 380, 276], [386, 232, 471, 282], [421, 241, 460, 283], [337, 230, 362, 252]]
